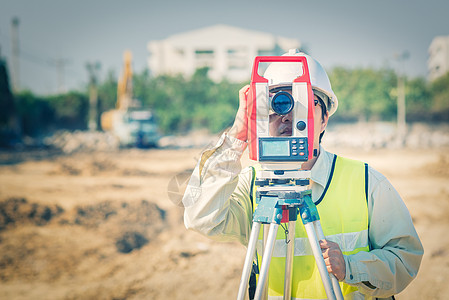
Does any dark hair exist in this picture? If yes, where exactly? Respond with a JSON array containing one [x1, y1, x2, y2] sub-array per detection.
[[318, 98, 328, 143]]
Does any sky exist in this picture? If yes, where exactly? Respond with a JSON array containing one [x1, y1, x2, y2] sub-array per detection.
[[1, 0, 448, 95]]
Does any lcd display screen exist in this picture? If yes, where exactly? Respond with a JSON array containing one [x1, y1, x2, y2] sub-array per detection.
[[261, 140, 290, 156]]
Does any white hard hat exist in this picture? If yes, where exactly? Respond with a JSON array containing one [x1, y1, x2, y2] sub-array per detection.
[[263, 49, 338, 116]]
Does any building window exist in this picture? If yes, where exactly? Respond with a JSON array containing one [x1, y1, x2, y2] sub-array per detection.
[[195, 49, 215, 69], [195, 50, 214, 56], [257, 49, 274, 56]]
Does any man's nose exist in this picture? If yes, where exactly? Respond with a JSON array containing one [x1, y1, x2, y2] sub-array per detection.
[[282, 112, 292, 122]]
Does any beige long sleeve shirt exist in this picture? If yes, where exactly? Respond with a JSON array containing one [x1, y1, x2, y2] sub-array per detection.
[[183, 133, 423, 298]]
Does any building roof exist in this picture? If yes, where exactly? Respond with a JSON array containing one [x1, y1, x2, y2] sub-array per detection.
[[151, 24, 300, 50]]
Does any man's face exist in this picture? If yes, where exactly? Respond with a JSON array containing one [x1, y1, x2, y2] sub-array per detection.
[[269, 91, 329, 149]]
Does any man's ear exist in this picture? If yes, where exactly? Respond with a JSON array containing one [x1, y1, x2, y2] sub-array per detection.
[[321, 113, 329, 133]]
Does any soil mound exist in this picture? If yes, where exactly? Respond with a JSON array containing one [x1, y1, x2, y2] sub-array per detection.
[[0, 198, 168, 284], [115, 231, 149, 253], [0, 197, 64, 230], [66, 199, 167, 253]]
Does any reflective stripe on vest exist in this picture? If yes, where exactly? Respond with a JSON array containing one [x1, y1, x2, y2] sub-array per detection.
[[251, 155, 370, 299]]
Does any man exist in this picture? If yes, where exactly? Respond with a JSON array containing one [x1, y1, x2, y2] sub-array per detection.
[[183, 49, 423, 299]]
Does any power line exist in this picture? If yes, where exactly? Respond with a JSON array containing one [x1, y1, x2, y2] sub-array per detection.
[[1, 20, 84, 89], [49, 58, 71, 93]]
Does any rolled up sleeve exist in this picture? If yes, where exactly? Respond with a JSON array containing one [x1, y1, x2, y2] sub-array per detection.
[[183, 133, 254, 245]]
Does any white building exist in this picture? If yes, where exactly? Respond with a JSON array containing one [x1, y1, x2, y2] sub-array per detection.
[[428, 35, 449, 81], [147, 24, 301, 82]]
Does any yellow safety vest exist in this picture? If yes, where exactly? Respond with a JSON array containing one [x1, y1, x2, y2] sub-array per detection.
[[251, 155, 370, 299]]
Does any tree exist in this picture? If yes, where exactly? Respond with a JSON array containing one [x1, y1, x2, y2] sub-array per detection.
[[405, 77, 431, 122], [429, 72, 449, 122], [15, 91, 52, 136], [0, 58, 15, 126], [329, 67, 397, 121], [97, 69, 118, 112], [47, 92, 89, 130], [132, 67, 241, 134]]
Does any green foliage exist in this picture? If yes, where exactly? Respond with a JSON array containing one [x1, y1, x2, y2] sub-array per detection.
[[0, 58, 15, 126], [328, 67, 449, 123], [46, 92, 89, 130], [132, 67, 241, 134], [406, 77, 432, 121], [11, 90, 88, 136], [5, 65, 449, 140], [429, 72, 449, 122], [15, 91, 53, 136], [329, 67, 397, 121], [98, 69, 118, 112]]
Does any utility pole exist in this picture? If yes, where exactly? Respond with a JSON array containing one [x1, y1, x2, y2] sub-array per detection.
[[10, 17, 20, 93], [51, 58, 70, 94], [86, 62, 101, 131], [395, 51, 409, 147]]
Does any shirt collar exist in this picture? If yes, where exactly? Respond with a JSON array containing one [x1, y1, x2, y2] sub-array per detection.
[[310, 145, 334, 188]]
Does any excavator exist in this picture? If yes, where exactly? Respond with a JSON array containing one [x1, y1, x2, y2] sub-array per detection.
[[101, 51, 160, 148]]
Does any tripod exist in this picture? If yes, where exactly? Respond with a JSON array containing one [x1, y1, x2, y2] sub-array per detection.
[[236, 170, 344, 300]]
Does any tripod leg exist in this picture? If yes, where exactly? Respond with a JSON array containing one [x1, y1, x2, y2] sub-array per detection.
[[262, 224, 269, 300], [314, 221, 344, 300], [254, 223, 279, 300], [304, 222, 337, 300], [237, 222, 262, 300], [283, 220, 296, 300]]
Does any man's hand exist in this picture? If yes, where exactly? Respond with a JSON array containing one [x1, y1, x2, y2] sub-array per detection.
[[320, 239, 346, 281], [228, 85, 250, 142]]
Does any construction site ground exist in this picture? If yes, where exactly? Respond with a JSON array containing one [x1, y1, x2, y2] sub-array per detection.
[[0, 143, 448, 299]]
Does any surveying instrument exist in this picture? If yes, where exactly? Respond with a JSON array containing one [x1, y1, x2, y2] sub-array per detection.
[[236, 55, 344, 300]]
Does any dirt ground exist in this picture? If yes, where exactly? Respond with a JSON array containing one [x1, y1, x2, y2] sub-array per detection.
[[0, 144, 448, 299]]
